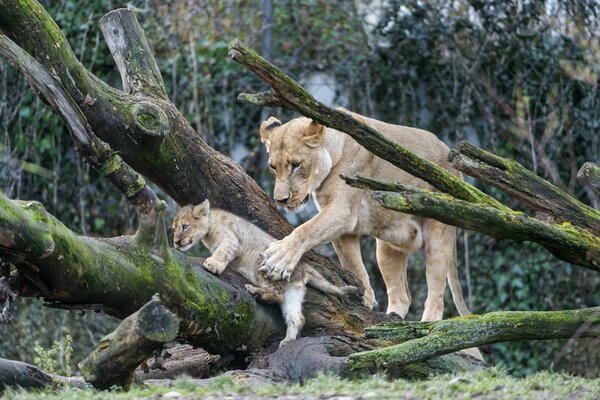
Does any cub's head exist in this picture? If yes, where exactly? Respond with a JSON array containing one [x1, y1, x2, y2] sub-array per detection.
[[172, 200, 210, 252], [260, 116, 332, 212]]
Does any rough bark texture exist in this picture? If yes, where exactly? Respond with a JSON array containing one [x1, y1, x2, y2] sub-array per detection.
[[578, 162, 600, 197], [342, 176, 600, 272], [78, 295, 180, 390], [347, 307, 600, 370], [136, 346, 223, 380], [448, 141, 600, 236], [0, 358, 85, 392]]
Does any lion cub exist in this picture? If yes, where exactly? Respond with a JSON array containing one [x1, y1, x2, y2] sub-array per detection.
[[172, 200, 358, 347]]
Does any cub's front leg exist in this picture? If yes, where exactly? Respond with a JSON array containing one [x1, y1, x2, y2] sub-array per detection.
[[263, 204, 355, 282], [203, 234, 241, 275]]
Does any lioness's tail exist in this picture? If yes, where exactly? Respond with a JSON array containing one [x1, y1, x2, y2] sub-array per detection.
[[306, 268, 360, 296], [448, 237, 471, 317]]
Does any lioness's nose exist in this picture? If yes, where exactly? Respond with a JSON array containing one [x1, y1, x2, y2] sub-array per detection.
[[275, 194, 290, 204]]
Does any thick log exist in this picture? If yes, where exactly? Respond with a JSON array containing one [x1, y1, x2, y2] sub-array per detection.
[[0, 358, 85, 392], [0, 191, 283, 354], [578, 162, 600, 197], [346, 307, 600, 371], [136, 346, 223, 380], [342, 176, 600, 271], [448, 141, 600, 236], [78, 295, 179, 390], [229, 39, 509, 212]]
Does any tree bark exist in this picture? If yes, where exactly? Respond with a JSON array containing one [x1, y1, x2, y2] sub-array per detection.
[[78, 295, 180, 390], [448, 141, 600, 235], [346, 307, 600, 371], [578, 162, 600, 197], [342, 175, 600, 272], [0, 358, 85, 392]]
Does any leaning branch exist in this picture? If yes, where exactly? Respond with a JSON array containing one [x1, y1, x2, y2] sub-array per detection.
[[346, 307, 600, 371], [229, 39, 509, 211], [449, 141, 600, 236], [343, 176, 600, 271]]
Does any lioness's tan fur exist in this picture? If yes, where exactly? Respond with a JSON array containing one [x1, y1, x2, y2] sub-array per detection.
[[172, 200, 357, 347], [259, 107, 471, 322]]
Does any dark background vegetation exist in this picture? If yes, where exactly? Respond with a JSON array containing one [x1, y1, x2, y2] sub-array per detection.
[[0, 0, 598, 377]]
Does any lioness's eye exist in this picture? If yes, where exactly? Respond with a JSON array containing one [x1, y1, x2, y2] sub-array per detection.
[[291, 161, 301, 170], [182, 224, 189, 231]]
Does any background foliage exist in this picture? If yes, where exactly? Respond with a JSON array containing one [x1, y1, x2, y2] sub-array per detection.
[[0, 0, 598, 377]]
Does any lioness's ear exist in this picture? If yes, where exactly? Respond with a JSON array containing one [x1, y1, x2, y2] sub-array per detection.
[[193, 199, 210, 218], [259, 117, 282, 152], [303, 120, 325, 148]]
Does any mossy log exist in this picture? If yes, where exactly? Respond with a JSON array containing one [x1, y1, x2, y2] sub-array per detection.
[[345, 307, 600, 372], [448, 141, 600, 236], [578, 162, 600, 198], [343, 176, 600, 272], [78, 295, 179, 390], [228, 39, 509, 212], [0, 190, 284, 354]]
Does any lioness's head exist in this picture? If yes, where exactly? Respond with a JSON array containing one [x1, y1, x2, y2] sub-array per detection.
[[172, 200, 210, 252], [260, 116, 332, 211]]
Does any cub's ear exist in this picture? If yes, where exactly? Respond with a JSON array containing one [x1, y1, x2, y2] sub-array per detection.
[[193, 199, 210, 218], [303, 120, 325, 148], [259, 116, 282, 151]]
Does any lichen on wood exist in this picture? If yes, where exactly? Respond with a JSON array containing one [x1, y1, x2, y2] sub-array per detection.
[[346, 307, 600, 371]]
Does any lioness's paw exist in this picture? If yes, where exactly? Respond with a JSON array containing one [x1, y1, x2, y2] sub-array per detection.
[[263, 239, 302, 282], [363, 290, 378, 310], [203, 258, 226, 274]]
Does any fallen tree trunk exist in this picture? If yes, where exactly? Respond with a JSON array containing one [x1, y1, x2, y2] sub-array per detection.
[[342, 175, 600, 272], [0, 358, 85, 392], [78, 295, 180, 390], [346, 307, 600, 371]]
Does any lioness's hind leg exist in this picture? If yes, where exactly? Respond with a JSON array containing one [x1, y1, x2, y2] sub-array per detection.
[[422, 220, 453, 321], [279, 284, 306, 347], [332, 235, 377, 309], [376, 239, 411, 318]]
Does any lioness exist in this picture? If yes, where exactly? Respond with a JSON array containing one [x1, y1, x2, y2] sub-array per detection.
[[259, 108, 471, 322], [172, 200, 358, 347]]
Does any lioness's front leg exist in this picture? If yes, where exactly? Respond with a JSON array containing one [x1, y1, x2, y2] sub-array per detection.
[[263, 205, 356, 281]]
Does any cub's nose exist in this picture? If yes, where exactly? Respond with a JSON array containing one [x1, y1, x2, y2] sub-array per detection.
[[274, 194, 290, 204], [174, 239, 181, 248]]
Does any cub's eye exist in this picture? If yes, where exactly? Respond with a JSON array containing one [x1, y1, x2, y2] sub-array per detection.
[[182, 224, 189, 231], [268, 163, 275, 170], [291, 161, 301, 170]]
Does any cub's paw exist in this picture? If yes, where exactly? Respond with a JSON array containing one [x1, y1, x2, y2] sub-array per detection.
[[203, 258, 226, 275]]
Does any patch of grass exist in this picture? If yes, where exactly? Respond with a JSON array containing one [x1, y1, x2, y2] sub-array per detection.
[[3, 369, 600, 400]]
